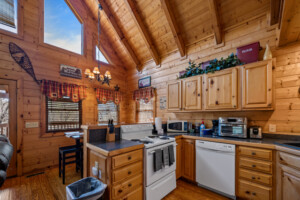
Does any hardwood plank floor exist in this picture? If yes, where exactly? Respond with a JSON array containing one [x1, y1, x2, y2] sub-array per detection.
[[0, 166, 229, 200]]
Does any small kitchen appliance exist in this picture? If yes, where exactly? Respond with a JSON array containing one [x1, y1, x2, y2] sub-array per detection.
[[218, 117, 247, 138], [167, 120, 188, 133], [249, 126, 262, 139], [212, 120, 219, 136]]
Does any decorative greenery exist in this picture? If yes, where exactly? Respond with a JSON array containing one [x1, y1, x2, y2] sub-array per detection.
[[179, 53, 243, 79]]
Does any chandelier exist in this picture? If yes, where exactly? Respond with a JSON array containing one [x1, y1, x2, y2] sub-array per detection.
[[84, 3, 111, 85]]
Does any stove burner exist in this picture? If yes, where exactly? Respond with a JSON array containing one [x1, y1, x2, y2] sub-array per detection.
[[159, 136, 170, 140], [131, 139, 153, 144], [148, 135, 159, 139]]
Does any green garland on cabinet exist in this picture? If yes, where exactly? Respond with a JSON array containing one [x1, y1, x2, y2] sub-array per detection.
[[179, 53, 243, 79]]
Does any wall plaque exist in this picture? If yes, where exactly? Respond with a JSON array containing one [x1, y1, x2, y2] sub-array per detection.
[[160, 96, 167, 110], [60, 64, 82, 79]]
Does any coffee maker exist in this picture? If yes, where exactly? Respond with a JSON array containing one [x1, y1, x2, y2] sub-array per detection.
[[212, 120, 219, 136]]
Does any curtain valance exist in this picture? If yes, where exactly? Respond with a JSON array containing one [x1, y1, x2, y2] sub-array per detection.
[[133, 87, 155, 103], [96, 88, 122, 105], [0, 0, 15, 28], [40, 80, 87, 102]]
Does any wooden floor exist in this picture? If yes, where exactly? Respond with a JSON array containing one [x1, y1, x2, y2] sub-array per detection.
[[0, 166, 229, 200]]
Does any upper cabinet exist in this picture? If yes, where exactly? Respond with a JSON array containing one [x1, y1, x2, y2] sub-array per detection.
[[204, 68, 238, 110], [167, 80, 182, 111], [242, 60, 273, 109], [182, 76, 202, 110]]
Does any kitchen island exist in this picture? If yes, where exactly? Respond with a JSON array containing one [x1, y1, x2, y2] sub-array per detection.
[[82, 125, 144, 200]]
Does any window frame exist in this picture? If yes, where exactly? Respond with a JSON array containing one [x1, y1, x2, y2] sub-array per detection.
[[0, 0, 24, 39], [135, 96, 156, 123], [39, 0, 86, 57], [45, 97, 82, 133], [97, 101, 119, 125], [95, 45, 110, 64]]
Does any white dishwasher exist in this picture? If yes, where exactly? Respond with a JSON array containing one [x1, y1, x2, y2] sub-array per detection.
[[196, 140, 236, 199]]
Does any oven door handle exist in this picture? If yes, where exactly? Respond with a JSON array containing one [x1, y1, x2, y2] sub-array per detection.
[[148, 145, 176, 154]]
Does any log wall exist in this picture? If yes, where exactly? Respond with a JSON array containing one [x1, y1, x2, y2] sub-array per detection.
[[0, 0, 127, 174], [126, 15, 300, 136]]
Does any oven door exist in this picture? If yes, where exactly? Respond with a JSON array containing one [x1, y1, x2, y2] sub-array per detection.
[[219, 124, 246, 138], [145, 141, 176, 187]]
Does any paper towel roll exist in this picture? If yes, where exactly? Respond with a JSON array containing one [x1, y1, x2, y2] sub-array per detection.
[[155, 117, 162, 130]]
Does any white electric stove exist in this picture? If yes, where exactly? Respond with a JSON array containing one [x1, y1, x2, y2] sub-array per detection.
[[121, 124, 177, 200]]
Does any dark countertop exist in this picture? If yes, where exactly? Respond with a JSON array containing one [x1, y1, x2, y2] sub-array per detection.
[[163, 132, 300, 150], [89, 139, 143, 152]]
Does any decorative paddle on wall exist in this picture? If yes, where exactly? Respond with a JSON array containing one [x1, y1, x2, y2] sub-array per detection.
[[9, 42, 40, 85]]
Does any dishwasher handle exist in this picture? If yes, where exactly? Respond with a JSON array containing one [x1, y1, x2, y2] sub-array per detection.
[[196, 145, 235, 154]]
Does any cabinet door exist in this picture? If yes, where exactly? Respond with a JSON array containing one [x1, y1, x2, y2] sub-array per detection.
[[242, 60, 272, 109], [278, 163, 300, 200], [204, 68, 238, 110], [167, 80, 182, 110], [182, 139, 195, 181], [176, 138, 182, 179], [182, 76, 202, 110]]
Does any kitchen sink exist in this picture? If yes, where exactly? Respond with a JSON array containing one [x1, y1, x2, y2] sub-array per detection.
[[283, 143, 300, 148]]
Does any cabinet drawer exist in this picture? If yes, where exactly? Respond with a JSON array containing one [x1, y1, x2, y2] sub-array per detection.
[[239, 157, 272, 174], [239, 146, 272, 161], [122, 186, 143, 200], [239, 168, 272, 186], [112, 161, 143, 184], [112, 173, 143, 199], [238, 180, 272, 200], [112, 149, 143, 169], [278, 151, 300, 170]]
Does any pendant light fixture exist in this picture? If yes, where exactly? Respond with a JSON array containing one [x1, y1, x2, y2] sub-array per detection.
[[84, 3, 112, 85]]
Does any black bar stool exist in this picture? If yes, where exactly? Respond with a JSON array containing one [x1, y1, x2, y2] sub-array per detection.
[[59, 145, 83, 184]]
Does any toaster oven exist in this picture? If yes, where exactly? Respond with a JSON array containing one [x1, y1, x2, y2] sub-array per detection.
[[218, 117, 247, 138]]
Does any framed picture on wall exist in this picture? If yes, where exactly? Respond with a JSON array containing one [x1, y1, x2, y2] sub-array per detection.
[[138, 76, 151, 88]]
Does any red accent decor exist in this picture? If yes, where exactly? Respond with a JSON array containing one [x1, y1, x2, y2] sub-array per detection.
[[41, 80, 87, 102], [96, 88, 122, 105], [237, 42, 260, 64], [133, 87, 155, 103]]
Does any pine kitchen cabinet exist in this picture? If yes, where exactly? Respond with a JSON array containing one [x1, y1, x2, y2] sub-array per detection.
[[167, 80, 182, 111], [242, 59, 273, 109], [182, 139, 195, 181], [182, 76, 202, 110], [204, 67, 238, 110]]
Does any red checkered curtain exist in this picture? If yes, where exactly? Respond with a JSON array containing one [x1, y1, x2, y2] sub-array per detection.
[[96, 88, 122, 105], [133, 87, 155, 103], [41, 80, 87, 102]]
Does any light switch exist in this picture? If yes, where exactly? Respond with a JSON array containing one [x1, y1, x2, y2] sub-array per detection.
[[269, 124, 276, 133], [25, 122, 39, 128]]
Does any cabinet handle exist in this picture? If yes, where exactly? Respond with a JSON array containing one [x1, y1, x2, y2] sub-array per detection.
[[128, 156, 132, 160], [128, 183, 132, 187], [215, 101, 219, 105], [279, 156, 283, 161], [245, 191, 250, 194], [128, 171, 132, 175], [252, 176, 256, 180], [198, 94, 200, 97], [252, 164, 256, 168], [118, 189, 123, 193], [251, 152, 256, 155], [252, 192, 256, 196]]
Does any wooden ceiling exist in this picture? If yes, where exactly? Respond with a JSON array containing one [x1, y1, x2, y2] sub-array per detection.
[[83, 0, 299, 71]]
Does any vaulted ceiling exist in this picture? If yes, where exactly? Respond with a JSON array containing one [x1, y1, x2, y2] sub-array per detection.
[[83, 0, 291, 71]]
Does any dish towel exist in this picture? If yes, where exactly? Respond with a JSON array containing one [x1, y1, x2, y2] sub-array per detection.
[[163, 146, 169, 166], [154, 149, 163, 172], [168, 145, 175, 166]]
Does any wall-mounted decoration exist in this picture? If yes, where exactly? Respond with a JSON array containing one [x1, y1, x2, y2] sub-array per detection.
[[160, 96, 167, 110], [9, 42, 40, 85], [138, 76, 151, 88], [60, 64, 82, 79], [237, 42, 260, 64]]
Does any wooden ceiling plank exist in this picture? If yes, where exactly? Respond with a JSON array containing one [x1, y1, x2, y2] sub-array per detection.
[[98, 0, 141, 68], [160, 0, 185, 57], [124, 0, 160, 66], [207, 0, 222, 44], [270, 0, 282, 26], [278, 0, 300, 46]]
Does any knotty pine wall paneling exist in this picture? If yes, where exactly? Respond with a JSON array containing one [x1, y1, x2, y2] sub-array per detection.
[[126, 15, 300, 136], [0, 0, 127, 175]]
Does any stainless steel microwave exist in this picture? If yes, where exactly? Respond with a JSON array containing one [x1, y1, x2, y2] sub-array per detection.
[[167, 120, 188, 133], [218, 117, 247, 138]]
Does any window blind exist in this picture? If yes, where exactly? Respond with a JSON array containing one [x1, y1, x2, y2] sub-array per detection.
[[0, 0, 16, 28], [136, 99, 154, 123], [98, 102, 118, 124], [46, 98, 82, 132]]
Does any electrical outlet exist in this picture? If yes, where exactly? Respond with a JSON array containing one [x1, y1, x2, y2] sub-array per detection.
[[269, 124, 276, 133], [25, 122, 39, 128]]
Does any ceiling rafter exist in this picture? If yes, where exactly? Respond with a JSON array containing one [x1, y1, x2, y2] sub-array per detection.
[[124, 0, 160, 66], [207, 0, 222, 44], [160, 0, 185, 57], [98, 0, 141, 70], [278, 0, 300, 46]]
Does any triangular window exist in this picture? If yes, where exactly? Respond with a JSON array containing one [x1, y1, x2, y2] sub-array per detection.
[[96, 46, 109, 64], [44, 0, 83, 55]]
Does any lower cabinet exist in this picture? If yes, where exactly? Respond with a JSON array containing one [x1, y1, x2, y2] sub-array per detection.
[[176, 137, 182, 179], [181, 139, 195, 181]]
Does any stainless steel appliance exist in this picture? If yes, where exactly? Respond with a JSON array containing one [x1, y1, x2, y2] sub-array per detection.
[[121, 124, 176, 200], [167, 120, 188, 133], [212, 120, 219, 136], [249, 126, 262, 139], [196, 141, 236, 199], [218, 117, 247, 138]]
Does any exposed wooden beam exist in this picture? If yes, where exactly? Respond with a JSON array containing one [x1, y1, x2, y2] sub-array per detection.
[[207, 0, 222, 44], [270, 0, 282, 26], [98, 0, 141, 69], [278, 0, 300, 46], [160, 0, 185, 57], [124, 0, 160, 66]]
